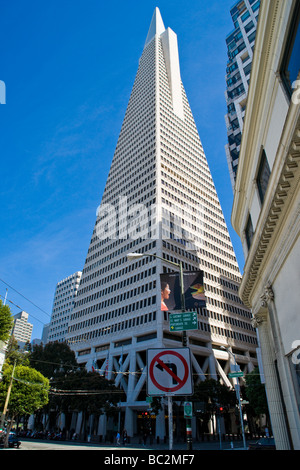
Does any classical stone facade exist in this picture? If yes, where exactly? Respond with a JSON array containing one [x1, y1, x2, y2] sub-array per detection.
[[231, 0, 300, 450]]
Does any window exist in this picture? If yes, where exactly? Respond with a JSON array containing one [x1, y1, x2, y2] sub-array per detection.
[[280, 3, 300, 99], [245, 21, 254, 34], [241, 10, 250, 22], [245, 214, 254, 250], [257, 149, 271, 203], [251, 1, 260, 13]]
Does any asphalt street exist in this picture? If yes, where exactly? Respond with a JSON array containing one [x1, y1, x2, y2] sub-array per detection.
[[1, 438, 248, 451]]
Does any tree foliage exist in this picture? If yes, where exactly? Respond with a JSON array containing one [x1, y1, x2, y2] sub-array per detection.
[[30, 342, 123, 418], [244, 367, 269, 416], [193, 378, 237, 413], [30, 341, 79, 378], [49, 369, 124, 416], [0, 299, 13, 343], [0, 363, 49, 417], [4, 336, 30, 366]]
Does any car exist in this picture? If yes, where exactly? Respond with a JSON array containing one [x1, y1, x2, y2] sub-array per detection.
[[8, 432, 21, 448], [248, 437, 276, 450]]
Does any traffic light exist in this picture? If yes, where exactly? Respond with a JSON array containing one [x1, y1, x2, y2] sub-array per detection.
[[215, 405, 224, 415]]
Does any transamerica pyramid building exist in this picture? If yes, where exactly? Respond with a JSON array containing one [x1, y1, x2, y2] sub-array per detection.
[[66, 8, 258, 439]]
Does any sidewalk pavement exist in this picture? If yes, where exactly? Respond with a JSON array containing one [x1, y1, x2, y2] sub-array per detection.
[[86, 437, 249, 451]]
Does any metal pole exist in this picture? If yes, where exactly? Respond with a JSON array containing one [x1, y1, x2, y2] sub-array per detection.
[[231, 352, 246, 449], [217, 411, 222, 450], [179, 261, 185, 312], [235, 379, 247, 449], [3, 288, 8, 305], [179, 262, 193, 451], [0, 360, 16, 443], [168, 395, 173, 450], [127, 252, 193, 450], [2, 361, 16, 417]]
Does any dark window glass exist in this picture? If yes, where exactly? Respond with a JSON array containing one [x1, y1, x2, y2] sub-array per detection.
[[245, 214, 254, 250], [281, 5, 300, 98], [257, 150, 271, 203], [245, 21, 254, 33]]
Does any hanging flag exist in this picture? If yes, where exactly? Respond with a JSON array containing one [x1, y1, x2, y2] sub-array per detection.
[[92, 359, 99, 373], [119, 347, 123, 368], [104, 350, 109, 379]]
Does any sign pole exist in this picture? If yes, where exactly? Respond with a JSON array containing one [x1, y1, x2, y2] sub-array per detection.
[[179, 262, 193, 451], [128, 252, 197, 450], [167, 395, 173, 451]]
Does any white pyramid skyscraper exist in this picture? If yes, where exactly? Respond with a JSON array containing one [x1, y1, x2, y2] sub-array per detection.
[[66, 8, 257, 439]]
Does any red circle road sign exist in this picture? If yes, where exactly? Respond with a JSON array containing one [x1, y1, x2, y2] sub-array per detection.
[[149, 349, 189, 393]]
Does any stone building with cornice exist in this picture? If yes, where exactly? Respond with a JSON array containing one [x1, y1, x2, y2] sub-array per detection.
[[231, 0, 300, 450]]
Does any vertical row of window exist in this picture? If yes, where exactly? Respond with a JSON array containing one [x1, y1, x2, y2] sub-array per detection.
[[67, 38, 159, 344], [245, 148, 271, 250], [244, 2, 300, 251]]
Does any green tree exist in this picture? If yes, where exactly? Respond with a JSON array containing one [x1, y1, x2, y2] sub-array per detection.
[[192, 378, 237, 436], [0, 363, 49, 447], [49, 369, 124, 437], [193, 378, 236, 412], [4, 335, 30, 366], [51, 369, 123, 413], [0, 299, 13, 343], [245, 367, 269, 416], [30, 341, 79, 378]]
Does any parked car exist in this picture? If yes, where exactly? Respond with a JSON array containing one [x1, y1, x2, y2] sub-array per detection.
[[248, 437, 276, 450]]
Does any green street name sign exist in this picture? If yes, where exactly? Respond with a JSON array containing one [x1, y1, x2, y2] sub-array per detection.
[[184, 401, 193, 418], [228, 371, 244, 378], [169, 312, 198, 332]]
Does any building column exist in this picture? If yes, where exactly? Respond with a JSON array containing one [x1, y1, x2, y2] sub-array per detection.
[[252, 289, 291, 450], [124, 407, 135, 438], [208, 343, 218, 380], [57, 412, 65, 431], [28, 414, 35, 430], [75, 412, 83, 435], [98, 413, 107, 439], [156, 407, 165, 440]]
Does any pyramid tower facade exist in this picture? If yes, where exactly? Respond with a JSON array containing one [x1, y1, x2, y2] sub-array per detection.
[[66, 9, 258, 438]]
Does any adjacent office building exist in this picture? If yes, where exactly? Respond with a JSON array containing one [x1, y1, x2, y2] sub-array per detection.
[[66, 8, 258, 440], [11, 311, 33, 346], [47, 272, 82, 343], [231, 0, 300, 450], [224, 0, 261, 190]]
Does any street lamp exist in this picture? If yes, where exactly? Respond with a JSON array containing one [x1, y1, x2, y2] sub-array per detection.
[[221, 345, 247, 449], [127, 252, 192, 450]]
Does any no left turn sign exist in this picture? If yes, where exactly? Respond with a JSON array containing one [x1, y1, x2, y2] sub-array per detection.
[[147, 348, 193, 396]]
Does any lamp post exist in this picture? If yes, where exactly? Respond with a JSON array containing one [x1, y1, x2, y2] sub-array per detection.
[[0, 360, 16, 446], [221, 346, 247, 449], [127, 252, 192, 450]]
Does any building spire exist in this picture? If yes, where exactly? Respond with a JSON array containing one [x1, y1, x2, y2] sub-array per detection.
[[144, 7, 165, 47]]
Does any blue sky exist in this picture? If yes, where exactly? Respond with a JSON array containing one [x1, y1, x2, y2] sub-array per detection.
[[0, 0, 244, 340]]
